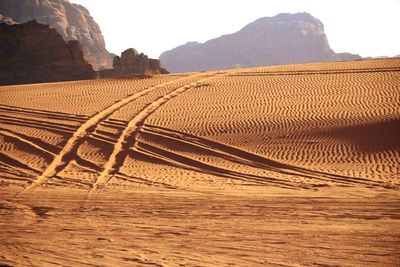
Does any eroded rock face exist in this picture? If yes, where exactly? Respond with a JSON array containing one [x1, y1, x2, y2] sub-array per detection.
[[0, 0, 113, 70], [101, 48, 169, 77], [160, 13, 361, 72], [0, 20, 96, 85], [120, 48, 140, 73]]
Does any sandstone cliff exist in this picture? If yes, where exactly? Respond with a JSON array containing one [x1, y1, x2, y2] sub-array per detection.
[[160, 13, 361, 72], [0, 0, 113, 70], [0, 20, 96, 85]]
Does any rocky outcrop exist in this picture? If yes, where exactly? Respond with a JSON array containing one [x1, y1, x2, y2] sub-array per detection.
[[0, 14, 16, 25], [160, 13, 361, 72], [0, 20, 96, 85], [100, 48, 169, 77], [335, 53, 362, 61], [0, 0, 113, 70]]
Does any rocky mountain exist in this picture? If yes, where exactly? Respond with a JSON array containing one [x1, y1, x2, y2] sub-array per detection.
[[160, 13, 361, 72], [0, 0, 113, 70], [100, 48, 169, 77], [113, 48, 169, 75], [0, 20, 96, 85]]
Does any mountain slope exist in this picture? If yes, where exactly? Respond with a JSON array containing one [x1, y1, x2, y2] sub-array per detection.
[[160, 13, 361, 72]]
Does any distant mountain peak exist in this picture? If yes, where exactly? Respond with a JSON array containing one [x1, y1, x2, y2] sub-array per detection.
[[160, 12, 360, 73], [242, 12, 324, 33]]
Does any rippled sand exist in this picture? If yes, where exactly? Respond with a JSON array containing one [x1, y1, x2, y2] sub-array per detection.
[[1, 59, 399, 266]]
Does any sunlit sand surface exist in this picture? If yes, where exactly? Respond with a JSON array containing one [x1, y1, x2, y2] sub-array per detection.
[[1, 59, 399, 266]]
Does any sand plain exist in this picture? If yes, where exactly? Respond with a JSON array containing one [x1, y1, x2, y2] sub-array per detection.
[[0, 58, 399, 266]]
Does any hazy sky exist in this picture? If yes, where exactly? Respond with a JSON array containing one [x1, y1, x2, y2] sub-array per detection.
[[71, 0, 400, 59]]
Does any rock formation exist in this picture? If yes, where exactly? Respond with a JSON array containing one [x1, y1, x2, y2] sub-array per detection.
[[0, 14, 16, 25], [160, 13, 361, 72], [0, 20, 96, 85], [0, 0, 113, 70], [100, 48, 169, 77]]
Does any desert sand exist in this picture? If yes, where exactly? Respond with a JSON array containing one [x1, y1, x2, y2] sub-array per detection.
[[0, 58, 399, 266]]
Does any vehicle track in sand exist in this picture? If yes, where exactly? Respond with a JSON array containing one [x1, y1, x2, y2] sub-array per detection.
[[89, 72, 229, 195], [2, 58, 398, 193], [19, 74, 207, 194], [136, 125, 386, 188], [147, 61, 400, 186], [0, 129, 101, 189]]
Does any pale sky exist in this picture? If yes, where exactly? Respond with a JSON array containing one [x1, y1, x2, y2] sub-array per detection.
[[70, 0, 400, 59]]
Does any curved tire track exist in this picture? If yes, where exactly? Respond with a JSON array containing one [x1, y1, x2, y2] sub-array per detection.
[[20, 74, 202, 194], [89, 72, 228, 195]]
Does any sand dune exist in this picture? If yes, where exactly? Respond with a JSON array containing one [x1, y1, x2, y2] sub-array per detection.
[[1, 59, 399, 266]]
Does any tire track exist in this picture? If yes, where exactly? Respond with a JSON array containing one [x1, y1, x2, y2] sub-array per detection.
[[0, 154, 90, 189], [148, 62, 400, 186], [20, 74, 203, 194], [0, 104, 88, 123], [132, 141, 298, 188], [89, 72, 228, 195], [1, 113, 79, 129], [133, 130, 373, 188], [0, 117, 76, 135], [89, 69, 386, 193], [0, 152, 39, 177], [0, 129, 56, 156], [68, 121, 377, 189], [137, 125, 387, 188], [139, 125, 385, 187], [0, 130, 101, 189], [138, 126, 315, 183]]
